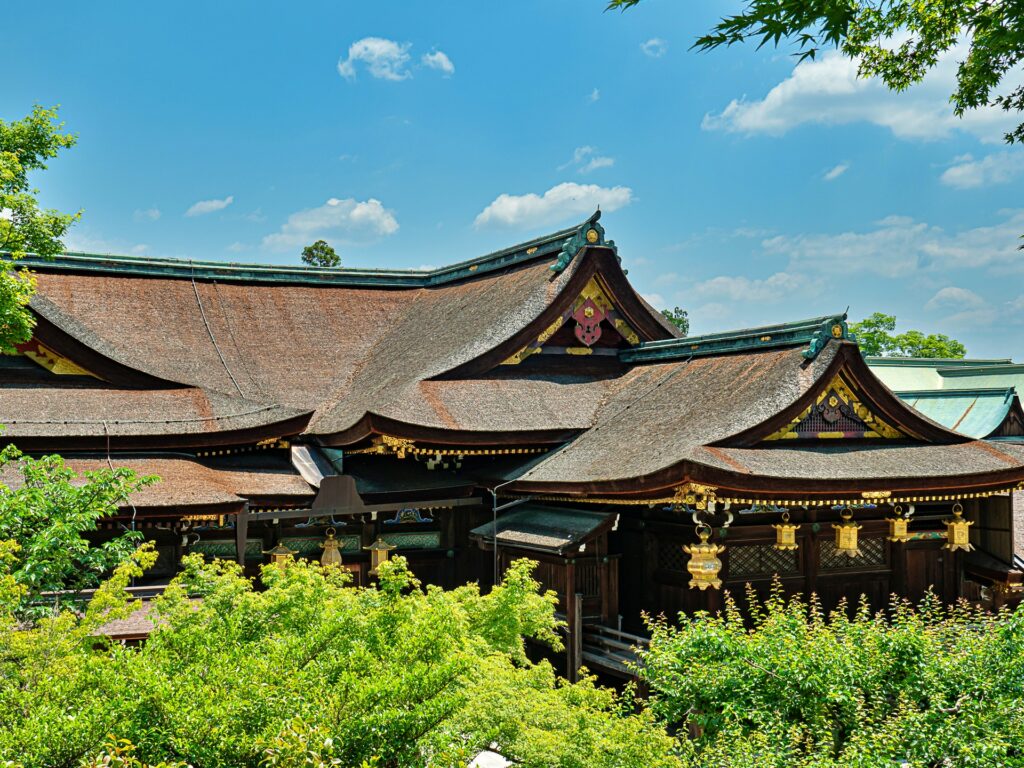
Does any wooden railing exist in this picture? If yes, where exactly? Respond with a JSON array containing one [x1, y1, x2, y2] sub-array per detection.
[[566, 592, 649, 680]]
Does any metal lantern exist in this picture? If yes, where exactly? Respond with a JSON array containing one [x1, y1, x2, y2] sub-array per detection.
[[772, 510, 800, 551], [887, 504, 911, 543], [683, 525, 724, 591], [320, 527, 344, 568], [833, 508, 862, 558], [263, 542, 297, 568], [944, 503, 974, 552], [365, 535, 397, 576]]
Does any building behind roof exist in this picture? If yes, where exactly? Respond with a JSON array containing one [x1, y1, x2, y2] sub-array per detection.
[[4, 212, 1024, 676]]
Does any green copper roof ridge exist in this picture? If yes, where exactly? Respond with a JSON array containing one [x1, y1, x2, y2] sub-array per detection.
[[938, 363, 1024, 376], [621, 312, 851, 364], [3, 216, 597, 288], [864, 356, 1014, 367], [896, 387, 1017, 399]]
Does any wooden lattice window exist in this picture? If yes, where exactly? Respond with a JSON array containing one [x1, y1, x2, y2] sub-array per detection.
[[728, 544, 799, 578], [819, 537, 887, 570], [657, 538, 688, 574]]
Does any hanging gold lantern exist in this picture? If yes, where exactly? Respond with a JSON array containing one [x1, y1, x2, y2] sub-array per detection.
[[365, 535, 397, 576], [683, 525, 724, 591], [833, 508, 862, 558], [263, 542, 297, 568], [320, 527, 344, 568], [886, 504, 911, 543], [944, 503, 974, 552], [772, 510, 800, 551]]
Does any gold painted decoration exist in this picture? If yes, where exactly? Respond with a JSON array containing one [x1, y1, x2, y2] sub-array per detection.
[[320, 527, 344, 568], [501, 275, 641, 364], [13, 339, 97, 377], [833, 508, 862, 558], [684, 525, 724, 591], [772, 510, 800, 550], [764, 374, 904, 441], [673, 482, 718, 511], [944, 503, 974, 552], [586, 228, 600, 244], [365, 535, 397, 576]]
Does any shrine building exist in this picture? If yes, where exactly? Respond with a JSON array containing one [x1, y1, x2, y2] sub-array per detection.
[[4, 212, 1024, 674]]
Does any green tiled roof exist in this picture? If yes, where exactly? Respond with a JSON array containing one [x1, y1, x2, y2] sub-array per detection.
[[620, 313, 851, 363], [7, 213, 610, 288], [897, 387, 1017, 439]]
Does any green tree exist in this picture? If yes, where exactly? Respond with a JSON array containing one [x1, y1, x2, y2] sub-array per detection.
[[0, 554, 682, 768], [0, 105, 80, 352], [661, 306, 689, 336], [640, 585, 1024, 767], [607, 0, 1024, 146], [850, 312, 967, 358], [0, 447, 154, 620], [301, 239, 341, 268]]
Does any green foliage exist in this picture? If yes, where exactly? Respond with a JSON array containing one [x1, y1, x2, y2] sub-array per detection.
[[301, 240, 341, 268], [640, 585, 1024, 766], [0, 447, 155, 619], [660, 306, 689, 336], [0, 104, 80, 352], [607, 0, 1024, 145], [849, 312, 967, 358], [0, 554, 680, 768]]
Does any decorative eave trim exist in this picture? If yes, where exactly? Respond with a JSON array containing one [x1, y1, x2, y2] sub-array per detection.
[[620, 313, 852, 364]]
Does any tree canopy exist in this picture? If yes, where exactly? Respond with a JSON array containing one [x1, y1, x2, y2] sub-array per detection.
[[660, 306, 690, 336], [0, 554, 681, 768], [850, 312, 967, 358], [0, 104, 79, 353], [607, 0, 1024, 145], [0, 448, 153, 620], [640, 585, 1024, 767], [301, 239, 341, 268]]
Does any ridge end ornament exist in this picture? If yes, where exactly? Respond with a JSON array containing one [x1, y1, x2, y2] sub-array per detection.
[[550, 211, 617, 273]]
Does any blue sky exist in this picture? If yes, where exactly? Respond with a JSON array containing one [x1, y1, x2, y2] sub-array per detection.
[[5, 0, 1024, 358]]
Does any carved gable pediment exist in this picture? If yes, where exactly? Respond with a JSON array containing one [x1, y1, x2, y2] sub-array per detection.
[[502, 276, 641, 365], [765, 374, 903, 441]]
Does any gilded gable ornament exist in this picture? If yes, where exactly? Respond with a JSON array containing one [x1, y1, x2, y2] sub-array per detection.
[[573, 297, 606, 346], [765, 374, 903, 441]]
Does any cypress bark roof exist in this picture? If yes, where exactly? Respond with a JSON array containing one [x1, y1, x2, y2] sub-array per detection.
[[0, 455, 314, 512]]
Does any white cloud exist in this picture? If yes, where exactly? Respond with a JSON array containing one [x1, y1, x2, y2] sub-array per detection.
[[589, 88, 601, 103], [261, 197, 399, 251], [940, 151, 1024, 189], [186, 195, 233, 217], [133, 207, 161, 221], [704, 49, 1021, 143], [227, 242, 246, 253], [560, 146, 615, 174], [421, 50, 454, 76], [925, 286, 986, 311], [474, 182, 633, 229], [762, 209, 1024, 278], [693, 272, 820, 303], [641, 38, 667, 58], [338, 37, 412, 81], [823, 163, 849, 181]]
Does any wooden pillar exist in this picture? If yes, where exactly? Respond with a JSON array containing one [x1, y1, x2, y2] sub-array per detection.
[[235, 503, 249, 566], [568, 592, 583, 683], [565, 559, 578, 681]]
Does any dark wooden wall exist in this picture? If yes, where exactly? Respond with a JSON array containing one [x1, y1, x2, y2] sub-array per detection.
[[615, 503, 969, 634]]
